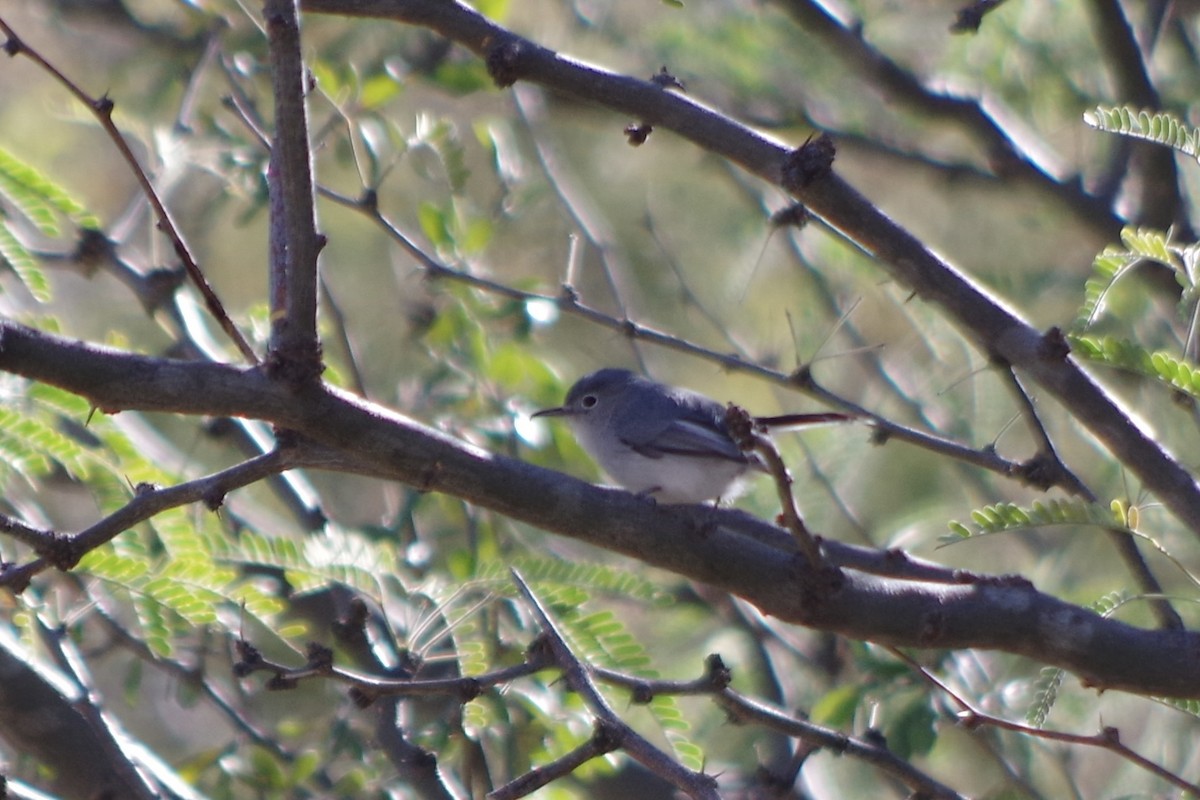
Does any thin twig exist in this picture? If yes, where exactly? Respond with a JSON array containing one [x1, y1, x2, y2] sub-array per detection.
[[888, 646, 1200, 797], [0, 15, 258, 364]]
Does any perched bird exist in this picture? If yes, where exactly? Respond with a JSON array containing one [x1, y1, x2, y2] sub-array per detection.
[[534, 368, 852, 504]]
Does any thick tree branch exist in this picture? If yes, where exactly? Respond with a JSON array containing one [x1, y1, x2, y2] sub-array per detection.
[[3, 321, 1199, 698]]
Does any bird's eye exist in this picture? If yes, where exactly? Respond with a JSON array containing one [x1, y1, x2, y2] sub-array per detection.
[[581, 394, 598, 408]]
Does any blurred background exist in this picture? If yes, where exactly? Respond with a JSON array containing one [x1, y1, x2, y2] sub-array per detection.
[[1, 0, 1198, 797]]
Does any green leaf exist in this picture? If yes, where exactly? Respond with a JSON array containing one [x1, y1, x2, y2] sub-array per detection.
[[887, 695, 937, 760], [1074, 227, 1184, 329], [473, 0, 512, 21], [0, 222, 51, 301], [360, 73, 403, 110], [0, 145, 101, 233], [1026, 667, 1063, 728], [947, 499, 1124, 543], [811, 684, 864, 727], [1069, 333, 1200, 399], [418, 201, 451, 249], [428, 61, 492, 95], [1085, 106, 1200, 161]]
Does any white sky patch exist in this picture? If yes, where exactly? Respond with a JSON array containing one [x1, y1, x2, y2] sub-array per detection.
[[524, 298, 559, 326]]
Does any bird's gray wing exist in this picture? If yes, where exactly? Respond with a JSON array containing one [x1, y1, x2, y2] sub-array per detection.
[[623, 418, 747, 462]]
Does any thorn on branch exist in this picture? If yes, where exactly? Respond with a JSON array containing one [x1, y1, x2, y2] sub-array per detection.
[[781, 133, 836, 192], [201, 485, 226, 512], [650, 65, 685, 92], [485, 36, 525, 88]]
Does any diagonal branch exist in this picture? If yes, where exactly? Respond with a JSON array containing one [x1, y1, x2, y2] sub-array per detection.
[[0, 14, 258, 364], [510, 569, 720, 799]]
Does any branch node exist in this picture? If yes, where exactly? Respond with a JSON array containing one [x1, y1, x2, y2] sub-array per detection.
[[1038, 326, 1071, 361], [233, 639, 263, 677], [629, 681, 654, 704], [306, 641, 334, 674], [770, 203, 810, 230], [43, 533, 81, 571], [265, 338, 324, 386], [704, 653, 732, 689], [201, 485, 227, 512], [485, 36, 525, 87], [591, 718, 623, 754], [1014, 453, 1061, 490], [781, 133, 836, 192], [557, 283, 580, 306], [623, 122, 653, 146], [331, 595, 371, 648]]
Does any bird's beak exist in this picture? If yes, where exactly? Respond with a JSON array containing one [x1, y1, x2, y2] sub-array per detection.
[[532, 405, 572, 418]]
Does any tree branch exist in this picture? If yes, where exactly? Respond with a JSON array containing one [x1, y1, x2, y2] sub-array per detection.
[[3, 320, 1199, 698], [264, 0, 324, 380]]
